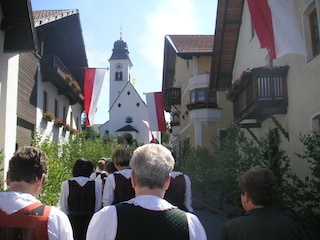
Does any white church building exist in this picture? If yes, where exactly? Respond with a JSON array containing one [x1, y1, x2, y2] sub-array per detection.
[[99, 38, 160, 145]]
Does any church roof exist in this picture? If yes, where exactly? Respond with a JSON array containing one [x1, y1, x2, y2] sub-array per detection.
[[116, 124, 139, 132], [109, 81, 146, 111], [109, 38, 131, 60]]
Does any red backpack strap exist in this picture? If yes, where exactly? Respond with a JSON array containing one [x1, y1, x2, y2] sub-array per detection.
[[0, 202, 51, 240]]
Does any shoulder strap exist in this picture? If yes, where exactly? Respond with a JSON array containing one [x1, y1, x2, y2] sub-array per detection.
[[0, 202, 51, 240]]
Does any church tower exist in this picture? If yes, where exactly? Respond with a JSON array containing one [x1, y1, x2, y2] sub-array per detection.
[[108, 36, 133, 109], [99, 35, 156, 145]]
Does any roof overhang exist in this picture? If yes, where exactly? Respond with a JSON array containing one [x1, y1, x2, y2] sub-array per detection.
[[209, 0, 244, 90], [0, 0, 38, 52]]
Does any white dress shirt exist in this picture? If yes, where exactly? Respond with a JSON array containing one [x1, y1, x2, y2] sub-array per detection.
[[0, 191, 73, 240]]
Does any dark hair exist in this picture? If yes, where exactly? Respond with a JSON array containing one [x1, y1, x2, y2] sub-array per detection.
[[112, 149, 131, 167], [105, 158, 117, 173], [8, 146, 48, 183], [72, 158, 94, 177], [240, 166, 278, 207]]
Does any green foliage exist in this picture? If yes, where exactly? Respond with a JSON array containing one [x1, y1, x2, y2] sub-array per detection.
[[210, 126, 319, 239], [81, 126, 100, 140], [294, 133, 320, 239], [181, 146, 215, 203], [32, 132, 113, 206], [212, 125, 266, 212]]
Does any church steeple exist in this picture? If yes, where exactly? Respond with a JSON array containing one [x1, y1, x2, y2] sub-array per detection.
[[108, 35, 133, 109], [109, 37, 131, 61]]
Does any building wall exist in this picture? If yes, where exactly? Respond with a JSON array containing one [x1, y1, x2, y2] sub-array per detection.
[[36, 61, 83, 143], [171, 53, 233, 151], [232, 0, 320, 177], [109, 83, 149, 145], [16, 52, 39, 147], [0, 54, 19, 185]]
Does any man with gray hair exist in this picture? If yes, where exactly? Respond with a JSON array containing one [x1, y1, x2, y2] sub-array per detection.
[[86, 144, 207, 240]]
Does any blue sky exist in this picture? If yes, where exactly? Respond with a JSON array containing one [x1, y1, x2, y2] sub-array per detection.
[[31, 0, 218, 124]]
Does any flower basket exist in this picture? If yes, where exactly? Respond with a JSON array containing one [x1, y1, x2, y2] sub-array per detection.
[[170, 120, 180, 127], [65, 73, 81, 92], [43, 112, 55, 121], [54, 118, 64, 127], [64, 124, 73, 131]]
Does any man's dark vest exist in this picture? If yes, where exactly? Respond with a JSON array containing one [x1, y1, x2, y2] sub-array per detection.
[[0, 202, 50, 240], [164, 175, 187, 211], [115, 203, 189, 240], [113, 174, 135, 204], [68, 180, 95, 214]]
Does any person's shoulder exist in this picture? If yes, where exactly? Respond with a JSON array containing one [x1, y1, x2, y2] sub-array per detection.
[[48, 206, 69, 218], [47, 206, 71, 224]]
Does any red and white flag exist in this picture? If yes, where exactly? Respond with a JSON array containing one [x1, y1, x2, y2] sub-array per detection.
[[146, 92, 166, 132], [84, 68, 106, 126], [247, 0, 306, 59]]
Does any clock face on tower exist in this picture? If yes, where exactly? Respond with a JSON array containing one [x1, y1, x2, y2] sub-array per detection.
[[115, 63, 123, 70]]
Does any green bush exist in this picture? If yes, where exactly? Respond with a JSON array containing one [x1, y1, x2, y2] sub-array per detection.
[[32, 132, 113, 206]]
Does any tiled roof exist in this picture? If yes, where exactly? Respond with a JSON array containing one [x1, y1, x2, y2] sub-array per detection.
[[33, 9, 78, 27], [167, 35, 214, 54]]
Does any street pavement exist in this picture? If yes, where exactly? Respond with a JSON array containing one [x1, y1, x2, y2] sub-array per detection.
[[194, 209, 227, 240]]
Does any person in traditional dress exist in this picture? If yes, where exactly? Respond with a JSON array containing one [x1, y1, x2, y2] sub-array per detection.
[[164, 171, 193, 212], [102, 149, 134, 206], [87, 144, 207, 240], [0, 146, 73, 240], [60, 158, 102, 240]]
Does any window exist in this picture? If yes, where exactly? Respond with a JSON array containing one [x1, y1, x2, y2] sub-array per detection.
[[189, 88, 216, 103], [76, 117, 79, 129], [43, 91, 47, 112], [125, 117, 133, 123], [304, 1, 320, 60], [54, 100, 58, 118], [310, 112, 320, 132], [70, 112, 73, 127], [310, 8, 320, 56], [63, 107, 66, 123], [115, 71, 123, 81]]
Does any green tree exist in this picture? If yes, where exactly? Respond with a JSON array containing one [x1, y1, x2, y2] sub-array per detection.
[[32, 131, 113, 206]]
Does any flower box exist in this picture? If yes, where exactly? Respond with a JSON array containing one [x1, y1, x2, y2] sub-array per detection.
[[54, 118, 64, 127], [43, 112, 55, 121]]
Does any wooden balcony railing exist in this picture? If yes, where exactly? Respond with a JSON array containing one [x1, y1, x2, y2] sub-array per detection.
[[227, 66, 289, 125], [40, 55, 83, 104], [163, 87, 181, 112]]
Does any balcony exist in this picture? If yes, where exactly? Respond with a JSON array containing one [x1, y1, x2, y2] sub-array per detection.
[[227, 66, 289, 126], [163, 87, 181, 112], [40, 55, 83, 105], [186, 100, 221, 122]]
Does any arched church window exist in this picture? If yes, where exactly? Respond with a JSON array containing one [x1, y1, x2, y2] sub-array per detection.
[[127, 91, 131, 95], [136, 102, 140, 107], [118, 103, 121, 108], [115, 71, 123, 81]]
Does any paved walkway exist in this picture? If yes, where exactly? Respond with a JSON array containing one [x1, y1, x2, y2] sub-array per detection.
[[192, 197, 228, 240], [194, 209, 227, 240]]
